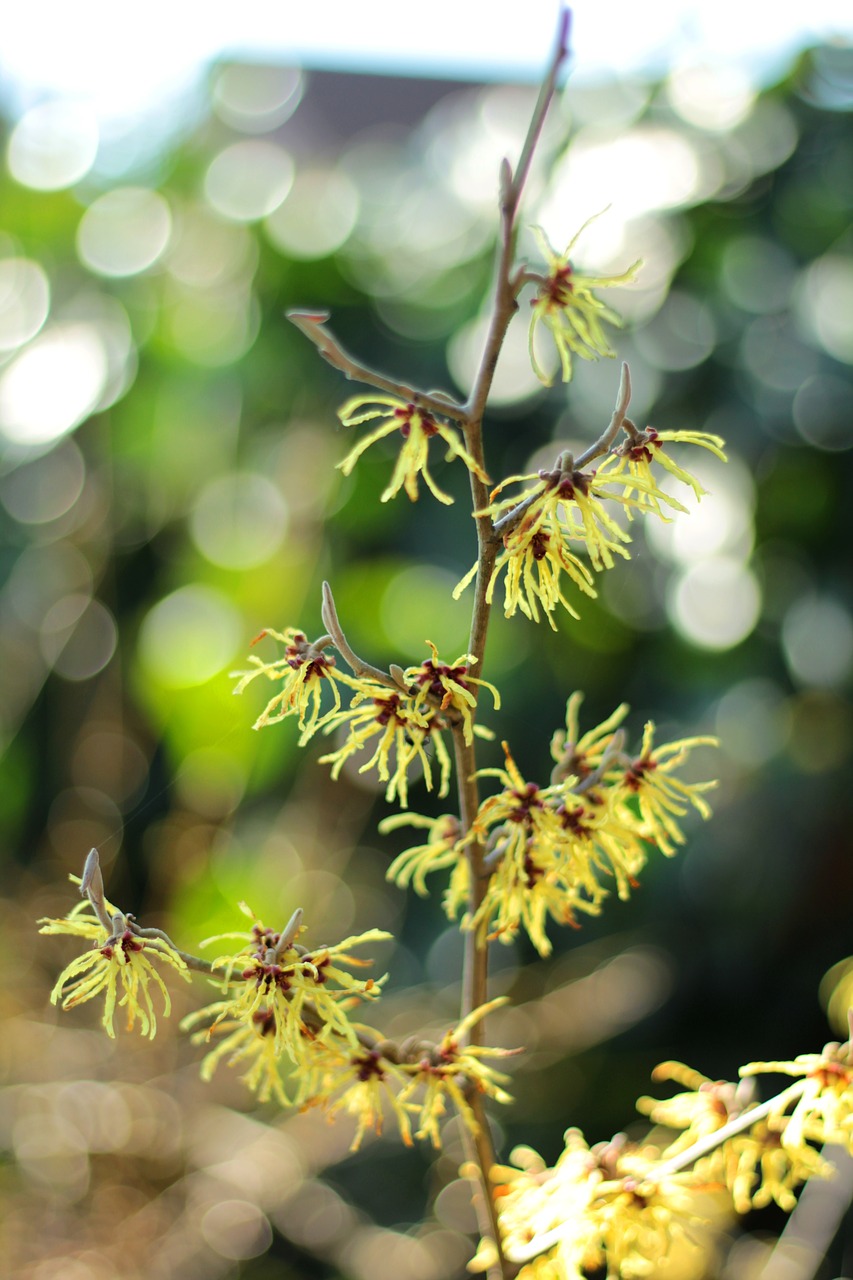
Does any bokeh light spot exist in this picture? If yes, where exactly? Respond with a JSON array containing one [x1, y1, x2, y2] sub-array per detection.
[[189, 471, 288, 569], [200, 1199, 272, 1260], [265, 169, 359, 259], [0, 323, 108, 445], [213, 65, 303, 133], [793, 374, 853, 452], [77, 187, 172, 278], [634, 290, 715, 371], [795, 253, 853, 365], [49, 599, 117, 682], [7, 100, 98, 191], [167, 283, 259, 367], [720, 235, 795, 314], [782, 594, 853, 688], [380, 565, 471, 656], [0, 257, 50, 352], [667, 62, 756, 131], [715, 679, 790, 767], [0, 438, 86, 525], [138, 585, 242, 688], [645, 453, 754, 565], [669, 557, 761, 650], [204, 141, 294, 222]]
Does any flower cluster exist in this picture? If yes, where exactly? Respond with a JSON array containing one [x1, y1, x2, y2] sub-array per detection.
[[455, 428, 725, 628], [236, 631, 499, 807], [385, 696, 717, 955], [474, 1128, 720, 1280], [638, 1057, 836, 1215], [40, 895, 190, 1039], [741, 1041, 853, 1152], [186, 915, 513, 1149], [528, 220, 640, 385], [337, 394, 487, 504], [183, 905, 390, 1105]]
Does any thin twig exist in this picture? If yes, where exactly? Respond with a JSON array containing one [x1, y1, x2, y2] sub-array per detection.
[[287, 312, 467, 422], [321, 581, 401, 689], [452, 15, 572, 1279]]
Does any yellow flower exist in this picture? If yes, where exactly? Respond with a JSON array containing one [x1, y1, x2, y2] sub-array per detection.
[[741, 1042, 853, 1151], [337, 394, 487, 504], [382, 811, 463, 896], [463, 743, 584, 954], [597, 427, 727, 519], [404, 641, 500, 745], [620, 724, 717, 856], [182, 1002, 295, 1106], [528, 219, 640, 385], [319, 681, 451, 807], [397, 1000, 515, 1147], [40, 902, 189, 1039], [232, 627, 363, 737], [456, 457, 650, 629], [637, 1061, 740, 1154], [301, 1042, 415, 1150], [550, 691, 630, 781], [194, 906, 391, 1071], [714, 1119, 832, 1213]]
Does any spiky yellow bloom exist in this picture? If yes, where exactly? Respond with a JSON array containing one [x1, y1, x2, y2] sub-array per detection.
[[40, 901, 189, 1039], [301, 1042, 415, 1150], [337, 394, 487, 504], [528, 219, 640, 385], [232, 627, 362, 736], [621, 724, 717, 856], [382, 811, 463, 896], [397, 1000, 515, 1147], [551, 691, 630, 780], [404, 642, 500, 745], [491, 1129, 718, 1279], [741, 1042, 853, 1152], [182, 1003, 294, 1105], [455, 458, 665, 628], [637, 1061, 742, 1155], [319, 681, 451, 807], [597, 427, 727, 520], [455, 514, 597, 631], [714, 1119, 832, 1213], [193, 906, 390, 1075]]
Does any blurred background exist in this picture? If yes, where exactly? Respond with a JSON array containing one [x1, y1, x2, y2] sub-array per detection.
[[1, 4, 853, 1277]]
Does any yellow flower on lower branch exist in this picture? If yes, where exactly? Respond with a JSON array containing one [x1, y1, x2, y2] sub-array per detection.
[[40, 902, 190, 1039], [337, 394, 487, 504], [189, 905, 391, 1085], [300, 1041, 415, 1150], [741, 1042, 853, 1152], [320, 682, 451, 807], [397, 999, 515, 1147]]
